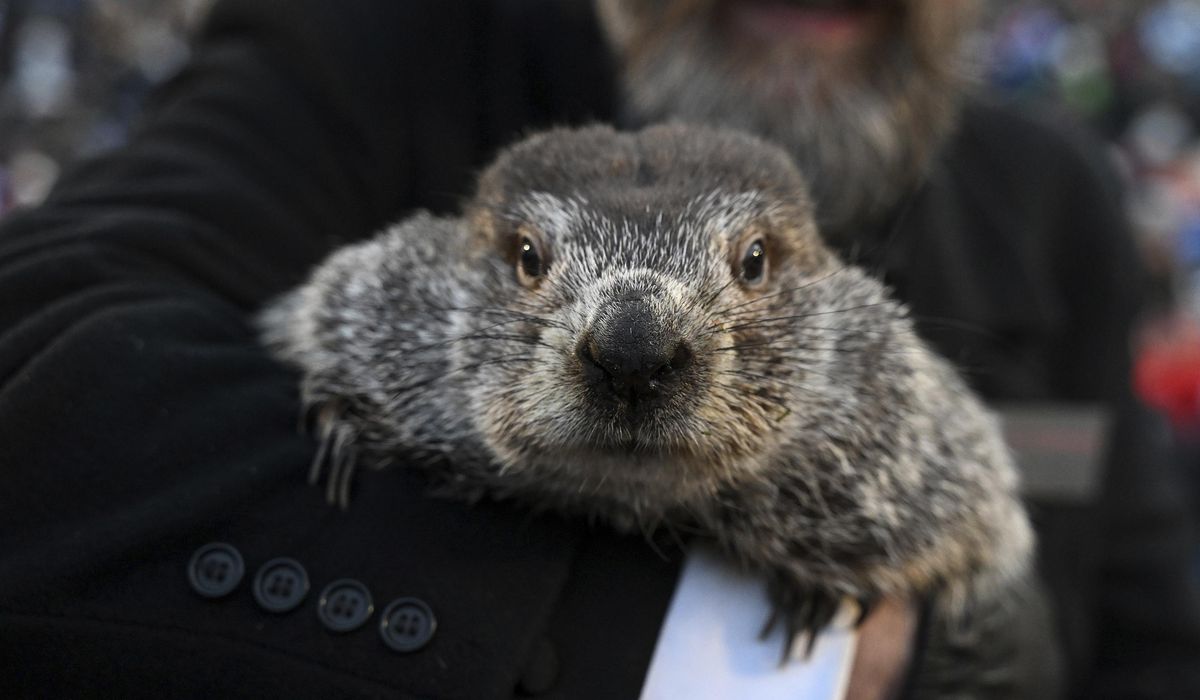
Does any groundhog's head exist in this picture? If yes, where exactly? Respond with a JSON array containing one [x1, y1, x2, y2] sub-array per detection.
[[454, 124, 883, 515]]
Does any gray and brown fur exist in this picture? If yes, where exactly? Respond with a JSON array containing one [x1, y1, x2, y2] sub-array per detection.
[[262, 123, 1031, 666]]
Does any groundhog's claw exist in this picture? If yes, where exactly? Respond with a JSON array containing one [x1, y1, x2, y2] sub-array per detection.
[[761, 571, 874, 665]]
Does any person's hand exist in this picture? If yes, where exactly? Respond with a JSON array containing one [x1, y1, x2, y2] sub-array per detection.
[[845, 597, 918, 700]]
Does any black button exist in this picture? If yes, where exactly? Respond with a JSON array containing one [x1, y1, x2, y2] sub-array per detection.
[[187, 542, 244, 599], [379, 598, 436, 653], [516, 637, 559, 696], [252, 557, 310, 613], [317, 579, 374, 633]]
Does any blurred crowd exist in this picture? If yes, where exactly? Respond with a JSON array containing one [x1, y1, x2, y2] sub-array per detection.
[[979, 0, 1200, 435], [0, 0, 208, 211], [1, 0, 1200, 433]]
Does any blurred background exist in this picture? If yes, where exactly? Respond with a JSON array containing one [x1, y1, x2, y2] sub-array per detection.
[[0, 0, 1198, 547], [0, 0, 210, 210]]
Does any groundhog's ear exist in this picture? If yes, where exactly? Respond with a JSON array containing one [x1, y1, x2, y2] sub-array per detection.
[[391, 213, 488, 270], [455, 216, 496, 266], [467, 207, 503, 247], [466, 206, 527, 266]]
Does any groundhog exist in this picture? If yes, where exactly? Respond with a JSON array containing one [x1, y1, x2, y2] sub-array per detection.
[[261, 123, 1032, 675]]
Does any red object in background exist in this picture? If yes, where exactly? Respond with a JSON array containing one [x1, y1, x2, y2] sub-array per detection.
[[1135, 315, 1200, 429]]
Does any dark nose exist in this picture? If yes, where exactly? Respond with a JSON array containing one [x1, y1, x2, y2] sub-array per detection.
[[577, 301, 693, 406]]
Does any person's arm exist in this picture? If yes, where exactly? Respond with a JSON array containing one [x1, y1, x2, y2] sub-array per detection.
[[0, 0, 415, 597]]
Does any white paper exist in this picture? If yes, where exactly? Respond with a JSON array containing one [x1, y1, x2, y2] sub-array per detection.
[[640, 547, 857, 700]]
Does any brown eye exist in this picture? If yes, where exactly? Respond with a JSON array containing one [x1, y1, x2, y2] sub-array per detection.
[[517, 235, 545, 286], [739, 239, 767, 287]]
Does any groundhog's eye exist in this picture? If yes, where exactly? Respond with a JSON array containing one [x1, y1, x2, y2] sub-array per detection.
[[739, 239, 768, 287], [517, 235, 545, 286]]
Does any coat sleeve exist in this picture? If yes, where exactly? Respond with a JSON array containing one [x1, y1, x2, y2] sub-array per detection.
[[0, 0, 415, 594]]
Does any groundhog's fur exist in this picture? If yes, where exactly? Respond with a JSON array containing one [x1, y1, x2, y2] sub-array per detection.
[[262, 124, 1032, 667]]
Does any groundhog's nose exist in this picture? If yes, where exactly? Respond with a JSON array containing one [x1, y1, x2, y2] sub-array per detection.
[[577, 300, 693, 407]]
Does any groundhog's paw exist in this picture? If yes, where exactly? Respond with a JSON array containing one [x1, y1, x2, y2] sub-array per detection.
[[760, 569, 875, 666]]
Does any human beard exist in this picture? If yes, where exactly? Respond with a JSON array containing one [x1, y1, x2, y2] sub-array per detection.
[[601, 0, 977, 241]]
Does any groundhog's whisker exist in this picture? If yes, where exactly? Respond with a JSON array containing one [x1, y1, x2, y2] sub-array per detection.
[[706, 265, 852, 317], [715, 299, 880, 326], [713, 335, 894, 352], [414, 331, 554, 353], [710, 300, 892, 324], [728, 338, 932, 359], [729, 357, 854, 391], [398, 304, 570, 331], [458, 333, 556, 349], [735, 347, 932, 362], [697, 276, 742, 312], [713, 371, 830, 403], [401, 317, 554, 355], [731, 311, 998, 343], [706, 301, 895, 335], [459, 308, 570, 331], [386, 353, 538, 400], [391, 337, 551, 374]]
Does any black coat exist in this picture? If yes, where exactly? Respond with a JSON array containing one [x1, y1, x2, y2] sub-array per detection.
[[1, 1, 1198, 697]]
